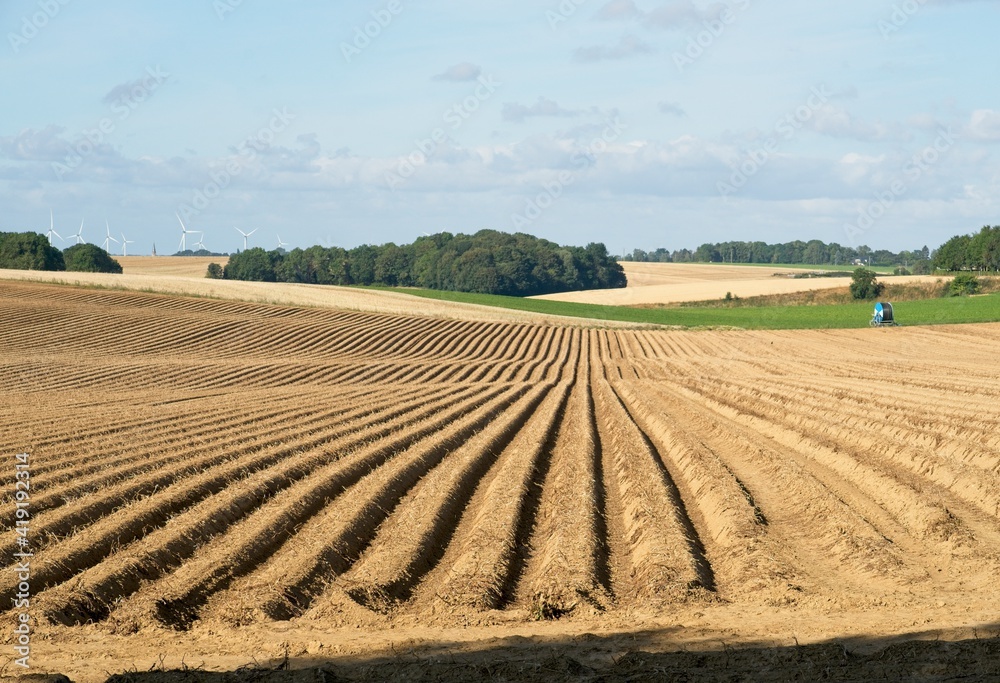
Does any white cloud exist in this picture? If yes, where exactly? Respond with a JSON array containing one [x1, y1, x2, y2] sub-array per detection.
[[0, 126, 71, 162], [574, 34, 653, 62], [805, 104, 897, 142], [502, 97, 581, 123], [837, 152, 888, 185], [967, 109, 1000, 141], [432, 63, 483, 82]]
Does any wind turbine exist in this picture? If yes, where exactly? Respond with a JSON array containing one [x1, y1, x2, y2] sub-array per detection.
[[120, 233, 135, 256], [235, 227, 257, 251], [67, 220, 85, 245], [45, 210, 62, 244], [276, 235, 288, 250], [194, 233, 207, 251], [102, 221, 120, 252], [176, 213, 200, 252]]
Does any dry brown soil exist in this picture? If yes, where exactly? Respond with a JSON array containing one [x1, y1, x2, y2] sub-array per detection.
[[0, 279, 998, 682]]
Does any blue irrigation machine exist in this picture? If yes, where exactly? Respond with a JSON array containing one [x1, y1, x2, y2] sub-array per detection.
[[870, 302, 898, 327]]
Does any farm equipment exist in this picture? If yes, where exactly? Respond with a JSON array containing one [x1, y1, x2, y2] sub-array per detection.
[[870, 301, 897, 327]]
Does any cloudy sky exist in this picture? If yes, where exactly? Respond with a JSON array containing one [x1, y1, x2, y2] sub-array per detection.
[[2, 0, 999, 255]]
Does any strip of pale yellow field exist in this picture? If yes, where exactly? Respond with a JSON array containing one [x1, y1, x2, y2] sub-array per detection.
[[534, 262, 941, 305], [617, 262, 808, 286], [0, 257, 635, 326]]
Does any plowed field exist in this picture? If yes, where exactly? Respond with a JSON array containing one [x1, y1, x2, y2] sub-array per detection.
[[1, 280, 998, 681]]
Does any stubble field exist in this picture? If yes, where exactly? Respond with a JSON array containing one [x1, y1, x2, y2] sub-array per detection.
[[1, 279, 999, 681], [534, 262, 944, 306]]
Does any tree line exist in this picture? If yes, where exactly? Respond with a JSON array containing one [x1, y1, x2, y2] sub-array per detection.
[[0, 232, 122, 273], [219, 230, 628, 296], [624, 239, 932, 271], [932, 226, 1000, 272]]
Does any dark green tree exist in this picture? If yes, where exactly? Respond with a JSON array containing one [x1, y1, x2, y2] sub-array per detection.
[[374, 243, 412, 286], [0, 232, 65, 271], [849, 268, 883, 300], [275, 248, 317, 284], [693, 243, 722, 262], [223, 247, 277, 282], [970, 226, 1000, 272], [206, 263, 224, 279], [63, 244, 122, 273], [934, 234, 972, 272], [348, 245, 380, 285]]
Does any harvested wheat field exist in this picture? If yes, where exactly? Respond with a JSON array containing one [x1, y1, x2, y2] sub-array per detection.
[[0, 265, 606, 328], [1, 279, 999, 682], [534, 262, 944, 306]]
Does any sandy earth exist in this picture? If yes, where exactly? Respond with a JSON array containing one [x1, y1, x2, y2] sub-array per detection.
[[0, 278, 998, 682], [533, 262, 940, 305]]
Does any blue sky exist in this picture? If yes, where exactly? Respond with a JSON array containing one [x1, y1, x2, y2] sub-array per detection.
[[2, 0, 999, 256]]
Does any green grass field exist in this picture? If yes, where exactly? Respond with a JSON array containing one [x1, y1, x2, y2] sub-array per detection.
[[385, 287, 1000, 330]]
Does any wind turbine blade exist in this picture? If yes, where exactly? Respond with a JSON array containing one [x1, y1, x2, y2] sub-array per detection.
[[248, 228, 258, 236], [176, 212, 186, 230]]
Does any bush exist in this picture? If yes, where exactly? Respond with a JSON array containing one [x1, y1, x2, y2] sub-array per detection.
[[0, 232, 65, 271], [893, 266, 911, 276], [206, 263, 224, 279], [912, 259, 933, 275], [849, 268, 884, 300], [62, 244, 122, 273], [949, 273, 981, 296]]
